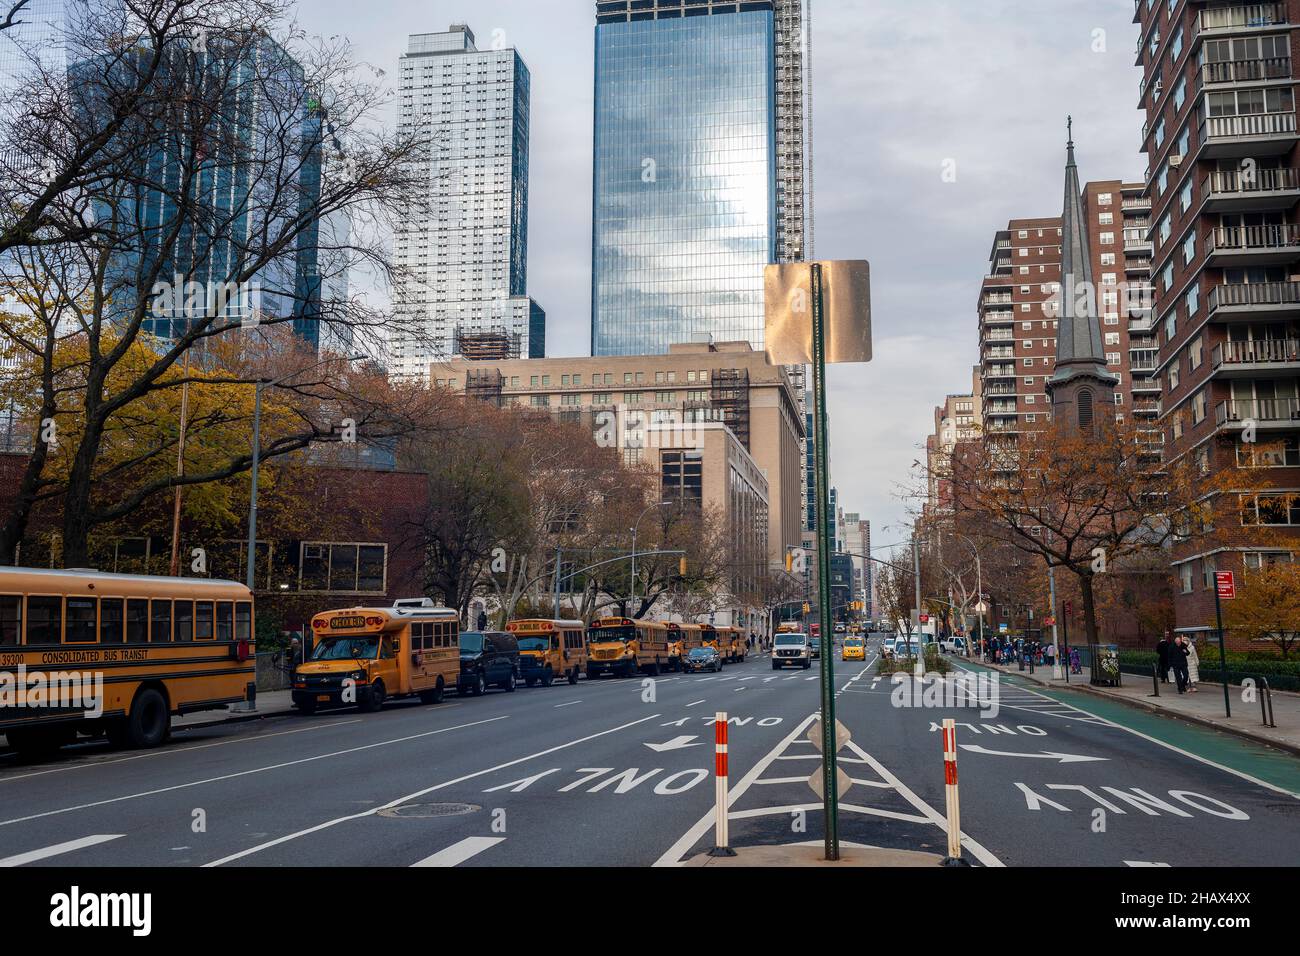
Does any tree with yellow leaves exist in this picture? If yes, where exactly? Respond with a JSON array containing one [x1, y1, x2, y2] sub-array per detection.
[[1225, 561, 1300, 659]]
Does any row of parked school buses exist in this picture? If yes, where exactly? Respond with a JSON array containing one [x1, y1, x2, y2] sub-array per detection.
[[291, 602, 750, 715], [0, 568, 750, 757]]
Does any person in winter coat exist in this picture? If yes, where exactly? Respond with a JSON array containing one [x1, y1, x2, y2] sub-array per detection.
[[1185, 637, 1201, 692], [1156, 633, 1171, 683]]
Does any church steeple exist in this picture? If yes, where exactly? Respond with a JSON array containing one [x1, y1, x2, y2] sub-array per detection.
[[1046, 118, 1119, 431]]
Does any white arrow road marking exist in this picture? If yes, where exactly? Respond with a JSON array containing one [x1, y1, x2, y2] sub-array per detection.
[[960, 745, 1108, 764], [0, 834, 124, 866], [412, 836, 505, 867], [645, 736, 704, 753]]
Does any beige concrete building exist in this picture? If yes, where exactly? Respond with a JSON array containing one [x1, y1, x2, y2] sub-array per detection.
[[434, 341, 805, 572]]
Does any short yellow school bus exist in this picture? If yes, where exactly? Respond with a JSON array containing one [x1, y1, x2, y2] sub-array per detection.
[[0, 566, 255, 755], [717, 625, 749, 663], [585, 617, 672, 678], [297, 599, 459, 713], [777, 621, 801, 634], [665, 622, 702, 672], [506, 618, 586, 686]]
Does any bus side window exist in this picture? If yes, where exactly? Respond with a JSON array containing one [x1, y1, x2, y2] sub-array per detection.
[[420, 623, 433, 650], [0, 595, 21, 646], [235, 602, 252, 641], [126, 599, 148, 643], [215, 602, 233, 641], [66, 597, 97, 644], [100, 598, 124, 644], [174, 601, 194, 642], [151, 600, 172, 643], [380, 636, 395, 659], [195, 601, 214, 640], [26, 596, 61, 645]]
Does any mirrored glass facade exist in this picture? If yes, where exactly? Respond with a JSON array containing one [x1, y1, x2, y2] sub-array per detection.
[[591, 9, 777, 356]]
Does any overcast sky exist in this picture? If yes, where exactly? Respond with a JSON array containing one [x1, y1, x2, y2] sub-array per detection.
[[297, 0, 1146, 552]]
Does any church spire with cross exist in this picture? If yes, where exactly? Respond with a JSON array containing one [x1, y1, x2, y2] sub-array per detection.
[[1046, 117, 1119, 431]]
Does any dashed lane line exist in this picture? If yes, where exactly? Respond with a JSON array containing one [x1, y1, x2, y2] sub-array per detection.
[[411, 836, 505, 867], [0, 834, 124, 867]]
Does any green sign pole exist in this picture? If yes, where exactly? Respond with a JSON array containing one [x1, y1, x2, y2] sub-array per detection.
[[1214, 585, 1230, 718], [811, 263, 840, 862]]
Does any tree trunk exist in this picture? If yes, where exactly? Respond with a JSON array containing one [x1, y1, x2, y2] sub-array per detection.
[[1079, 572, 1101, 647], [0, 442, 49, 564]]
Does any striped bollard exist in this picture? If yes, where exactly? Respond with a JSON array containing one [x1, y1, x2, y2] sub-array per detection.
[[941, 718, 969, 866], [709, 711, 737, 857]]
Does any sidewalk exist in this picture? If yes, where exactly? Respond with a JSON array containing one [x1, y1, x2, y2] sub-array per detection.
[[172, 689, 297, 731], [977, 658, 1300, 756]]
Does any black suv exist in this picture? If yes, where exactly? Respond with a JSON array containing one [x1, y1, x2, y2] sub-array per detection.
[[458, 631, 520, 696]]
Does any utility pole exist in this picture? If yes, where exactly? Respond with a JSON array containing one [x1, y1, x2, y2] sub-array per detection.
[[912, 532, 924, 677], [1048, 564, 1063, 680]]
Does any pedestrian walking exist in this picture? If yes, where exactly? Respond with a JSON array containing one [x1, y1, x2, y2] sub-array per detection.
[[1069, 647, 1081, 674], [1185, 636, 1201, 692], [1156, 632, 1171, 684], [1172, 635, 1190, 693]]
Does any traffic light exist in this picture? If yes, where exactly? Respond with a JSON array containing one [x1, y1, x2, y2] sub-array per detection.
[[802, 602, 811, 614], [679, 556, 688, 576], [785, 551, 793, 572]]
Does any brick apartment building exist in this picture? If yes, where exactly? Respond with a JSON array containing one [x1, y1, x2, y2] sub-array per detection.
[[977, 184, 1156, 438], [1135, 0, 1300, 643]]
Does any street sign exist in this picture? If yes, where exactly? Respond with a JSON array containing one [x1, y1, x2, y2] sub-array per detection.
[[919, 613, 930, 624], [1064, 601, 1073, 615], [763, 261, 873, 365], [808, 719, 851, 755], [999, 623, 1008, 633], [1215, 571, 1236, 600], [1044, 617, 1056, 627], [808, 765, 853, 801]]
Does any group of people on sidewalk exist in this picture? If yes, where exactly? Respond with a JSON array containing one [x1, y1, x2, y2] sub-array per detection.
[[979, 636, 1081, 674], [1156, 632, 1201, 694]]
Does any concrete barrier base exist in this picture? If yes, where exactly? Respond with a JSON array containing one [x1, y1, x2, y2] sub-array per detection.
[[683, 843, 945, 867]]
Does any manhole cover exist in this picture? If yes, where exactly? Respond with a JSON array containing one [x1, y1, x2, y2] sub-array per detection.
[[378, 803, 481, 819]]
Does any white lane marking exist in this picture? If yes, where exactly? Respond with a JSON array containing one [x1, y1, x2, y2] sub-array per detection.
[[805, 676, 818, 681], [1125, 860, 1171, 867], [0, 834, 123, 867], [842, 737, 1004, 867], [0, 716, 510, 829], [686, 700, 706, 708], [0, 719, 365, 784], [950, 661, 1300, 799], [554, 701, 581, 708], [654, 712, 818, 867], [206, 712, 662, 867], [411, 836, 505, 868]]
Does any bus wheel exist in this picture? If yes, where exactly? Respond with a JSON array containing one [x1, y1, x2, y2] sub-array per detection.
[[568, 667, 579, 685], [124, 688, 170, 749], [419, 678, 444, 705], [361, 681, 386, 713], [542, 667, 554, 687]]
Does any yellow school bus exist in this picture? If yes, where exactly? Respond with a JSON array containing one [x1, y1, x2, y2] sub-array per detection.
[[585, 617, 672, 678], [665, 622, 703, 671], [0, 566, 255, 755], [717, 625, 749, 663], [297, 599, 459, 714], [699, 623, 724, 661], [506, 618, 586, 686]]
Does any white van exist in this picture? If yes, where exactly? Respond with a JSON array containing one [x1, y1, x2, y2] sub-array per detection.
[[772, 632, 812, 670]]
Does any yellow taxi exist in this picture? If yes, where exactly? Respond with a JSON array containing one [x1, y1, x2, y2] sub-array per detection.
[[841, 636, 866, 661]]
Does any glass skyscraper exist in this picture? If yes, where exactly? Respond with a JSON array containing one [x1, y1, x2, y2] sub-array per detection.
[[591, 1, 784, 356]]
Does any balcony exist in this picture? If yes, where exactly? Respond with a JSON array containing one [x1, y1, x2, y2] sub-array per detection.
[[1212, 338, 1300, 375], [983, 310, 1014, 325], [984, 331, 1014, 342], [1125, 255, 1153, 272], [1132, 398, 1162, 416], [1198, 112, 1299, 159], [985, 346, 1016, 359], [982, 293, 1013, 306], [1201, 167, 1300, 213], [1132, 377, 1164, 393], [1216, 397, 1300, 427], [1196, 3, 1289, 36], [1196, 56, 1291, 90], [1209, 281, 1300, 320], [1124, 236, 1154, 252], [1204, 223, 1300, 267], [987, 402, 1018, 416], [1122, 196, 1152, 212], [984, 384, 1017, 396], [986, 364, 1016, 379]]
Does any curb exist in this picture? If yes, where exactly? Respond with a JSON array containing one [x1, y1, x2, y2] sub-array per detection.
[[986, 663, 1300, 759], [175, 705, 299, 733]]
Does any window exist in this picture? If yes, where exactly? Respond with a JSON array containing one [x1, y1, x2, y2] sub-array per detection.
[[1173, 75, 1187, 111], [1180, 180, 1193, 214], [1182, 232, 1196, 265], [1100, 231, 1115, 245], [66, 597, 96, 644], [127, 599, 148, 643], [174, 601, 194, 642], [1158, 214, 1172, 245], [1185, 284, 1199, 316], [236, 602, 252, 641], [1241, 494, 1300, 526], [1098, 192, 1113, 206], [26, 596, 60, 644], [150, 600, 172, 643], [300, 543, 388, 593], [0, 595, 19, 646], [1191, 390, 1207, 424], [1099, 212, 1114, 225], [1189, 335, 1203, 370], [195, 601, 214, 640], [100, 597, 123, 644], [1179, 563, 1194, 594], [216, 602, 233, 641]]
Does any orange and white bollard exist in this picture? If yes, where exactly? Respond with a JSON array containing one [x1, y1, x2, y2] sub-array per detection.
[[709, 711, 737, 857], [941, 717, 969, 866]]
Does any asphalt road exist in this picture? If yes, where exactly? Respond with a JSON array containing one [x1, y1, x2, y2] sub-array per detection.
[[0, 634, 1296, 867]]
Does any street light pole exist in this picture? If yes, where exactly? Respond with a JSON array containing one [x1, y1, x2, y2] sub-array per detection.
[[1048, 564, 1063, 680], [630, 500, 671, 615]]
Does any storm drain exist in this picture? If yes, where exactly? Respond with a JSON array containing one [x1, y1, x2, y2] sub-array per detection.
[[378, 802, 481, 819]]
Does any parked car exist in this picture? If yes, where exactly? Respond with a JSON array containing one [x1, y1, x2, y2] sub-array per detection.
[[881, 637, 898, 659], [457, 631, 520, 695], [683, 646, 722, 673], [772, 632, 812, 670]]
